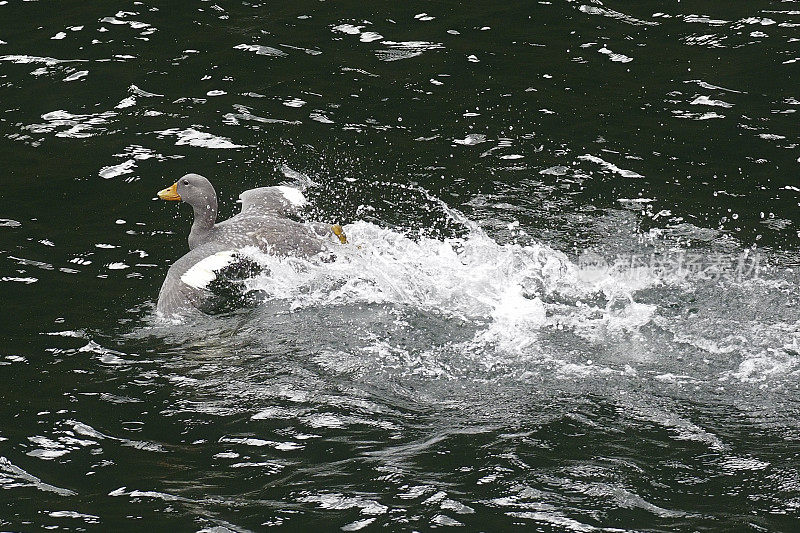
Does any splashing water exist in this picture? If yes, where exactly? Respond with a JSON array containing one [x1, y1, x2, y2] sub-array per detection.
[[152, 190, 798, 401]]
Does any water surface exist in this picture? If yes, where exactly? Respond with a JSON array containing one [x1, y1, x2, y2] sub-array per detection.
[[1, 1, 799, 530]]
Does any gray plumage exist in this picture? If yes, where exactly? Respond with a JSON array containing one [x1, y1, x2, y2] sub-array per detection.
[[156, 174, 334, 317]]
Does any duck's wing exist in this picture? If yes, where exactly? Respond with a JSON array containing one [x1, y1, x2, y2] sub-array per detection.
[[156, 241, 233, 317], [238, 186, 307, 217]]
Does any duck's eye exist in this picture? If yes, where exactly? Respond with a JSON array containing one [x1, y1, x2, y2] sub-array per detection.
[[183, 180, 189, 185]]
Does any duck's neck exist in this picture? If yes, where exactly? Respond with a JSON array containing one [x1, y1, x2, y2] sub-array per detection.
[[188, 195, 218, 250]]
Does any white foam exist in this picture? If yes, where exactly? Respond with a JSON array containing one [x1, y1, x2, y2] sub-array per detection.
[[1, 276, 37, 284], [690, 95, 733, 108], [232, 221, 641, 354], [360, 31, 383, 43], [63, 70, 88, 82], [0, 55, 86, 66], [48, 511, 100, 521], [115, 96, 136, 109], [477, 287, 546, 353], [726, 352, 799, 383], [283, 97, 306, 108], [233, 43, 287, 57], [156, 128, 243, 149], [299, 492, 388, 515], [30, 109, 115, 139], [180, 251, 237, 289], [231, 222, 669, 364], [99, 159, 136, 179], [579, 154, 643, 178], [598, 46, 634, 63], [332, 24, 363, 35], [276, 186, 307, 207]]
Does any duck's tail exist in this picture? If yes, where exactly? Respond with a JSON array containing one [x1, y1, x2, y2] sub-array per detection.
[[331, 224, 348, 244]]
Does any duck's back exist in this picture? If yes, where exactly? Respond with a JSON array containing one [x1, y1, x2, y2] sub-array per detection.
[[210, 214, 329, 257]]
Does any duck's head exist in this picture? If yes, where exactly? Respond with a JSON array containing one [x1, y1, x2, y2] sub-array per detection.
[[158, 173, 216, 207]]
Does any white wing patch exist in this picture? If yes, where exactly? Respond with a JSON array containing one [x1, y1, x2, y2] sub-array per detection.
[[180, 251, 237, 289], [276, 186, 307, 207]]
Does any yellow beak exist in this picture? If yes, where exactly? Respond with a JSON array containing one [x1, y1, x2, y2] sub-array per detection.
[[157, 182, 181, 201]]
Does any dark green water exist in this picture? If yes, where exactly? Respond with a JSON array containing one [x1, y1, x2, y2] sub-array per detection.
[[1, 1, 799, 531]]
